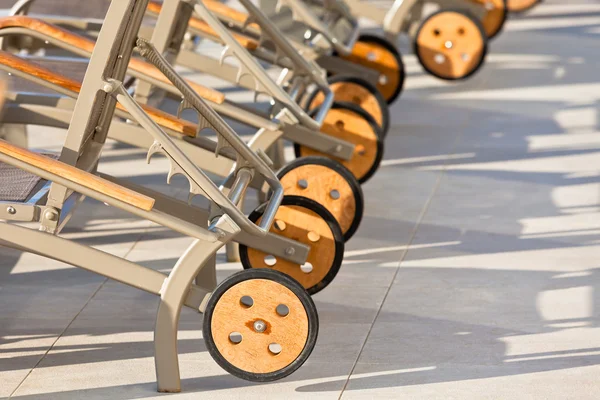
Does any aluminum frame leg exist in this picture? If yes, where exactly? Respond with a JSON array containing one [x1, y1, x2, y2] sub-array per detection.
[[155, 215, 240, 392]]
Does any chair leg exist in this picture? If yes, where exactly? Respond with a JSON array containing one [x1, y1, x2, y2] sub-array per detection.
[[154, 215, 239, 393]]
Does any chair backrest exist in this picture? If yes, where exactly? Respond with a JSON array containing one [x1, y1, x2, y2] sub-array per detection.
[[43, 0, 151, 229], [140, 0, 326, 131]]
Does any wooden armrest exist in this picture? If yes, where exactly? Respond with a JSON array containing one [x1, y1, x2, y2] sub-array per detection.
[[0, 140, 155, 211], [133, 103, 199, 138], [0, 16, 225, 104], [0, 16, 95, 52], [0, 77, 6, 110], [0, 50, 82, 93], [146, 1, 259, 50], [1, 51, 199, 138]]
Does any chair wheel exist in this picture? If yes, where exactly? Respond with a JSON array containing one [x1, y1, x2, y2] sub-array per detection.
[[473, 0, 508, 39], [239, 195, 344, 295], [276, 156, 364, 241], [304, 75, 390, 138], [414, 9, 488, 81], [507, 0, 540, 13], [337, 34, 405, 104], [203, 269, 318, 382], [296, 101, 384, 183]]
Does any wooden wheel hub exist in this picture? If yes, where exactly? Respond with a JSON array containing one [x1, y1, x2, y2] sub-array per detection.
[[472, 0, 506, 37], [507, 0, 539, 12], [210, 278, 309, 374], [309, 82, 383, 127], [416, 12, 486, 80], [298, 108, 379, 181], [247, 204, 336, 290], [279, 164, 356, 235], [341, 41, 400, 101]]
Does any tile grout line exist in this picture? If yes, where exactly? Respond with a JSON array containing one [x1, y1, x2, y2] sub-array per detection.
[[8, 279, 107, 399], [8, 220, 152, 399], [9, 172, 200, 396], [337, 99, 473, 399], [336, 166, 446, 400]]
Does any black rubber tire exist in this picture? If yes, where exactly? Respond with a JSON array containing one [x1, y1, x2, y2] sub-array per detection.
[[239, 195, 345, 295], [276, 156, 364, 241], [355, 33, 406, 105], [303, 75, 390, 138], [297, 101, 385, 184], [413, 9, 488, 81], [203, 268, 318, 382], [486, 0, 509, 40]]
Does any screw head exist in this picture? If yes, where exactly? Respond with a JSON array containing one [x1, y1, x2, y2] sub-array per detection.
[[297, 179, 308, 189], [6, 206, 16, 215], [253, 320, 267, 333], [307, 231, 321, 243], [44, 210, 58, 221], [285, 247, 295, 256], [274, 220, 287, 231]]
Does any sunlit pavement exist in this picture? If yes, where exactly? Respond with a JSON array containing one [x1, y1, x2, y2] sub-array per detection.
[[2, 0, 600, 398]]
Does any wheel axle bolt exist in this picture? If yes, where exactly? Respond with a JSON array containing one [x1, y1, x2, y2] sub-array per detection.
[[445, 41, 453, 49], [253, 320, 267, 333]]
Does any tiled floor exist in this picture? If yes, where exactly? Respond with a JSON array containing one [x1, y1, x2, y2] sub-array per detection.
[[3, 0, 600, 398]]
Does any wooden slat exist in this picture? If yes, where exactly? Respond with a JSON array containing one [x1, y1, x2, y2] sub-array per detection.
[[146, 1, 259, 50], [0, 16, 225, 104], [0, 76, 6, 110], [0, 139, 155, 211], [0, 50, 200, 138], [134, 102, 199, 137], [0, 50, 82, 93], [203, 0, 261, 32]]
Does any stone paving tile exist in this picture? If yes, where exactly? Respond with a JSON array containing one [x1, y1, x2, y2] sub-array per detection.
[[343, 1, 600, 399], [341, 362, 600, 399]]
